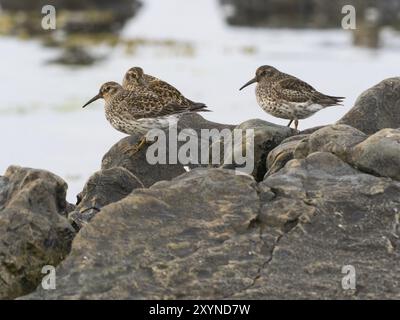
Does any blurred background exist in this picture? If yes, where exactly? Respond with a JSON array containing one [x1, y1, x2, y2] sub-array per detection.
[[0, 0, 399, 201]]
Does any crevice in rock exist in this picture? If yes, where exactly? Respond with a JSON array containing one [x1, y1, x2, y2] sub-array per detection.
[[224, 181, 319, 299]]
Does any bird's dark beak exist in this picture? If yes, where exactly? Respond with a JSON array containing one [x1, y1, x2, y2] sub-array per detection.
[[239, 77, 257, 91], [82, 94, 101, 108]]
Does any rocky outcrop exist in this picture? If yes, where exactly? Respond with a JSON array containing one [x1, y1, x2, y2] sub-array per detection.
[[352, 129, 400, 181], [215, 119, 296, 180], [1, 0, 141, 36], [293, 124, 367, 162], [233, 119, 296, 180], [23, 155, 400, 299], [266, 134, 307, 176], [243, 152, 400, 299], [24, 169, 263, 299], [101, 134, 186, 187], [338, 78, 400, 134], [220, 0, 400, 29], [0, 166, 75, 299], [0, 0, 142, 65], [4, 78, 400, 299], [68, 167, 144, 230], [101, 113, 235, 187], [267, 124, 400, 182]]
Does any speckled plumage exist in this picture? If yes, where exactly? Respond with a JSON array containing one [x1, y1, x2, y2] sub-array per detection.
[[240, 65, 344, 129], [122, 66, 201, 107], [82, 81, 209, 137]]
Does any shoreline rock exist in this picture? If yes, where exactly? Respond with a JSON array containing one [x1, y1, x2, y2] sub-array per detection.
[[3, 77, 400, 299], [0, 166, 75, 299]]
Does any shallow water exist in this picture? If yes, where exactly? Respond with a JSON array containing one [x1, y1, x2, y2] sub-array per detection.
[[0, 0, 399, 202]]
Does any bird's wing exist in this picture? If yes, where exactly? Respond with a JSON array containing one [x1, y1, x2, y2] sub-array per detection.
[[118, 91, 194, 120], [272, 77, 316, 103], [147, 79, 192, 105]]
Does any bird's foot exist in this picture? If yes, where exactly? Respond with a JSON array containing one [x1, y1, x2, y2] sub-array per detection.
[[294, 120, 299, 131], [130, 135, 159, 156], [287, 119, 300, 133], [130, 136, 149, 156]]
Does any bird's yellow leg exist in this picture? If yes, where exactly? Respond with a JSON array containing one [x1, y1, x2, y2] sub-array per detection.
[[131, 136, 148, 156]]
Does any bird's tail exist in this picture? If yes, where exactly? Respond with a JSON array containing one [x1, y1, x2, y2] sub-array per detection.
[[317, 94, 345, 106], [325, 95, 345, 106], [189, 102, 211, 112]]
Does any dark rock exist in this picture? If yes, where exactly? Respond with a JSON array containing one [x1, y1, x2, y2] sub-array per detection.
[[68, 167, 144, 230], [178, 113, 235, 132], [48, 47, 99, 66], [338, 78, 400, 134], [101, 114, 236, 185], [0, 1, 141, 34], [220, 0, 400, 29], [299, 125, 326, 135], [101, 134, 186, 187], [241, 152, 400, 299], [1, 0, 141, 18], [221, 119, 296, 180], [266, 134, 308, 177], [293, 124, 367, 162], [179, 113, 236, 169], [23, 169, 264, 299], [269, 124, 400, 182], [0, 166, 75, 299], [22, 155, 400, 299], [351, 128, 400, 181]]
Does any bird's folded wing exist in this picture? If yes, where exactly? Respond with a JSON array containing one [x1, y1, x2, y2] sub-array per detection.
[[148, 80, 186, 102], [272, 77, 316, 103], [120, 91, 191, 119]]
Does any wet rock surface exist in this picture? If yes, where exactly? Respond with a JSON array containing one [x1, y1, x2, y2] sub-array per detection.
[[0, 166, 75, 299]]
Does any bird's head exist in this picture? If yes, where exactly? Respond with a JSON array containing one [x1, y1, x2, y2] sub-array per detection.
[[82, 81, 122, 108], [239, 65, 279, 90], [122, 67, 146, 89]]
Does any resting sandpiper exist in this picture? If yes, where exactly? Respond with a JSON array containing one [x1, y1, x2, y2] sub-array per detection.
[[82, 81, 210, 152], [240, 65, 344, 130], [122, 66, 202, 107]]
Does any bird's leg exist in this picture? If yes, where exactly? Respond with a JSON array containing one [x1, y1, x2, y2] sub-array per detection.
[[130, 135, 148, 156], [294, 120, 299, 130], [287, 120, 293, 127]]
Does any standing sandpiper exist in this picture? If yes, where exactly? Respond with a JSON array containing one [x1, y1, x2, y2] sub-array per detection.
[[82, 81, 210, 152], [239, 65, 344, 130], [122, 67, 201, 107]]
